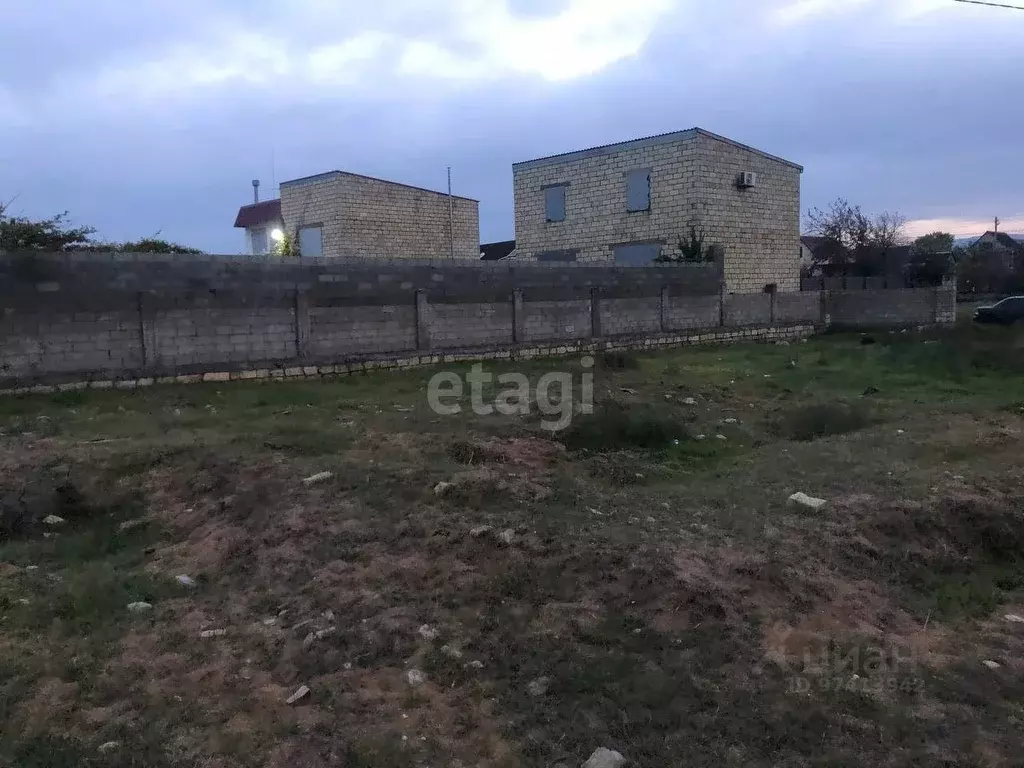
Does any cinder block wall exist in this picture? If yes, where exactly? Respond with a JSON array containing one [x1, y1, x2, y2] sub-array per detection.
[[0, 254, 954, 389], [512, 130, 801, 293], [280, 172, 479, 260]]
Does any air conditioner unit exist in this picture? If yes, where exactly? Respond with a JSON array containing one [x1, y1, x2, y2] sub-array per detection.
[[739, 171, 758, 188]]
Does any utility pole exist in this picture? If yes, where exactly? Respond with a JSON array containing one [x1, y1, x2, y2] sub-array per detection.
[[995, 216, 1001, 233], [447, 167, 455, 259]]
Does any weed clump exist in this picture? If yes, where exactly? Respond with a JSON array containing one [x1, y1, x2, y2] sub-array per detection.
[[771, 401, 873, 441], [560, 403, 686, 452]]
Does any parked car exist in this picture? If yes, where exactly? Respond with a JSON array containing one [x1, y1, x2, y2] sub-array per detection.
[[974, 296, 1024, 325]]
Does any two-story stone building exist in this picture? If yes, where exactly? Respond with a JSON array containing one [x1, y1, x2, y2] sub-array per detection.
[[511, 128, 803, 292], [233, 171, 480, 260]]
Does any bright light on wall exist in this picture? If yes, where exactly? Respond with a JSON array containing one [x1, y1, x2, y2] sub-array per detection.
[[270, 228, 284, 242]]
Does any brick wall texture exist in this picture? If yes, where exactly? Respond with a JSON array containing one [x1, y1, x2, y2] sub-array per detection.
[[0, 253, 954, 388], [280, 172, 480, 260], [512, 129, 802, 293]]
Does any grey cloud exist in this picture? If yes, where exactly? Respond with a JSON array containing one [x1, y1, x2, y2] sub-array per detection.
[[3, 0, 1023, 251]]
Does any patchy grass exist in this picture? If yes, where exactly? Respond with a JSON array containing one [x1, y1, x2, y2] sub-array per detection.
[[2, 322, 1024, 766]]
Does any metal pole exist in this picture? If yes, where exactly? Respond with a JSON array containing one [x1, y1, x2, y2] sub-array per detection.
[[448, 166, 455, 259]]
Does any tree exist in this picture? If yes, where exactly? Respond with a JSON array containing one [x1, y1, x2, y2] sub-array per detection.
[[913, 231, 955, 255], [74, 237, 204, 255], [804, 198, 908, 277], [0, 201, 96, 251], [905, 231, 955, 286]]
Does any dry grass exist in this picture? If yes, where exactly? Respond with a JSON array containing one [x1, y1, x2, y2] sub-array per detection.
[[2, 324, 1024, 766]]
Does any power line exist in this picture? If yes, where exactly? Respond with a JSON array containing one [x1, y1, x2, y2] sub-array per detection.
[[954, 0, 1024, 9]]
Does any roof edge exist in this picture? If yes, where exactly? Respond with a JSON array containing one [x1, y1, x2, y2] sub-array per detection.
[[513, 127, 802, 172], [280, 170, 479, 203]]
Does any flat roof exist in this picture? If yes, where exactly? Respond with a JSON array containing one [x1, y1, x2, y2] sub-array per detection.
[[513, 127, 803, 172], [280, 170, 478, 202]]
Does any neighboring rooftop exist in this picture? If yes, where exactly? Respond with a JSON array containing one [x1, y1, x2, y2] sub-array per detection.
[[279, 170, 478, 202], [513, 127, 803, 172], [480, 240, 516, 261], [233, 199, 282, 229]]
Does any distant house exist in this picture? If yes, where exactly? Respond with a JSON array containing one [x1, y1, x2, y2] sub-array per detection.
[[799, 235, 825, 272], [233, 199, 283, 257], [233, 171, 480, 259], [973, 231, 1024, 268], [480, 240, 516, 261]]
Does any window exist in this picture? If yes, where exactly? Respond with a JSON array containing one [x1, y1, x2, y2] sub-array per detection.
[[537, 249, 578, 263], [613, 243, 661, 265], [298, 225, 323, 257], [544, 185, 567, 223], [626, 169, 651, 213], [250, 228, 268, 255]]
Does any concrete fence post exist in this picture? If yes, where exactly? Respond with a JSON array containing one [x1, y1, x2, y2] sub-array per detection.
[[719, 285, 726, 327], [512, 288, 524, 344], [294, 290, 311, 359], [769, 290, 777, 326], [660, 285, 670, 333], [590, 287, 603, 339], [415, 289, 431, 350], [137, 291, 158, 371]]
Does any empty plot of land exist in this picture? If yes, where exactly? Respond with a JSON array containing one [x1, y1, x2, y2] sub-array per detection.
[[2, 324, 1024, 767]]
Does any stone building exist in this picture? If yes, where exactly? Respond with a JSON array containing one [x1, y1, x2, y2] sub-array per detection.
[[234, 171, 479, 260], [511, 128, 803, 292]]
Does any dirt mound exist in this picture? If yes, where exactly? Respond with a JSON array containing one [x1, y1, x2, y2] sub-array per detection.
[[448, 437, 564, 471]]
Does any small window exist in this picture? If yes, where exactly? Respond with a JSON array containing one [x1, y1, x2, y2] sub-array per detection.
[[544, 186, 567, 223], [298, 225, 323, 257], [613, 243, 661, 265], [250, 228, 268, 255], [626, 170, 651, 213], [537, 249, 577, 263]]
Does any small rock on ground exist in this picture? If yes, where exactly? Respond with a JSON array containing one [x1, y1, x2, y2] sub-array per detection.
[[302, 471, 333, 486], [788, 492, 827, 511], [127, 602, 153, 614], [406, 669, 427, 686], [1005, 614, 1024, 623], [682, 397, 697, 406], [527, 677, 550, 697], [42, 515, 66, 526], [434, 481, 455, 497], [117, 518, 147, 533], [469, 525, 492, 537], [199, 629, 227, 638], [982, 660, 1001, 670], [440, 644, 463, 660], [417, 624, 439, 641], [286, 685, 311, 704], [497, 529, 515, 545], [98, 741, 121, 753], [175, 574, 197, 588], [583, 747, 626, 768]]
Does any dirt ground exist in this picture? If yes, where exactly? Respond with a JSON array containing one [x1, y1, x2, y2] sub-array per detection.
[[2, 324, 1024, 767]]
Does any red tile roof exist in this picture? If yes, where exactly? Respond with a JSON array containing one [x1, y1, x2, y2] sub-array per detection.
[[233, 199, 282, 228]]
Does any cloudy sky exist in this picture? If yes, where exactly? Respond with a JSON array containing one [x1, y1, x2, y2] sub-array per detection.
[[2, 0, 1022, 252]]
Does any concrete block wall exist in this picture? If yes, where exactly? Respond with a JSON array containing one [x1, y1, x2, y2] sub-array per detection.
[[664, 294, 721, 330], [512, 129, 801, 293], [0, 254, 957, 390], [724, 294, 773, 327], [430, 303, 514, 349], [521, 300, 592, 342], [308, 305, 416, 358], [280, 172, 479, 260]]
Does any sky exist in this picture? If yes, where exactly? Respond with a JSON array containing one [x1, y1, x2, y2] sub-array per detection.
[[1, 0, 1023, 253]]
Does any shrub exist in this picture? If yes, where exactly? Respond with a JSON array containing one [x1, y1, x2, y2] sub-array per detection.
[[599, 351, 640, 370], [771, 401, 873, 441], [560, 403, 686, 452]]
